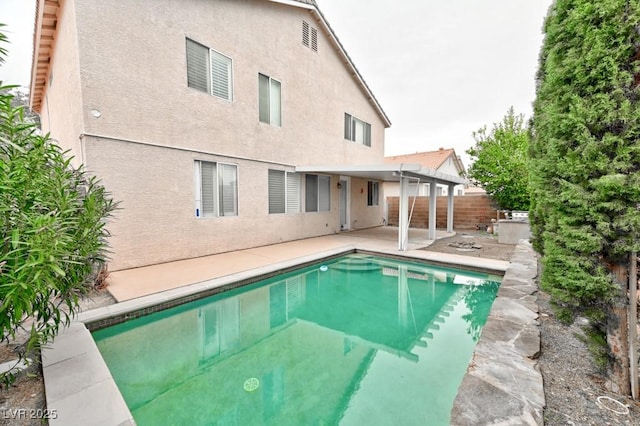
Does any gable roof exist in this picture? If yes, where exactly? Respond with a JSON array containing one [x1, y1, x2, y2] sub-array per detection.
[[270, 0, 390, 126], [384, 148, 466, 174], [30, 0, 391, 127]]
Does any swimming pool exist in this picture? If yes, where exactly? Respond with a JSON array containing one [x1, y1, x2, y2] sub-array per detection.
[[93, 253, 500, 425]]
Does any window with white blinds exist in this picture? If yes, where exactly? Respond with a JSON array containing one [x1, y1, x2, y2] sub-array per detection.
[[259, 74, 282, 126], [344, 113, 372, 147], [186, 38, 233, 101], [194, 160, 238, 218], [305, 174, 330, 212], [268, 170, 300, 214]]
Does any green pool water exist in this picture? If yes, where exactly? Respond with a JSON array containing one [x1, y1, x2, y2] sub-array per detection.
[[93, 254, 500, 425]]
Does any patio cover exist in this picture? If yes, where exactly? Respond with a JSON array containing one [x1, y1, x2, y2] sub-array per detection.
[[295, 164, 468, 250]]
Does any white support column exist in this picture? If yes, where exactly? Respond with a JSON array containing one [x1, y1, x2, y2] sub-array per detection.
[[447, 184, 455, 233], [398, 176, 409, 250], [428, 179, 437, 240]]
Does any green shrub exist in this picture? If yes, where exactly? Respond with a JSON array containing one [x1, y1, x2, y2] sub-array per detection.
[[0, 84, 116, 387]]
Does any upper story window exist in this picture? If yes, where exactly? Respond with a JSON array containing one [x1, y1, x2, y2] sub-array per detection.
[[344, 113, 371, 147], [259, 74, 282, 126], [186, 38, 233, 101], [302, 21, 318, 52], [268, 170, 300, 214], [367, 181, 379, 206], [305, 174, 330, 212], [194, 160, 238, 218]]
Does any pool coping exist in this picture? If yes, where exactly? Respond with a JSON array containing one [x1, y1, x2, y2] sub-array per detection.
[[451, 240, 544, 425], [42, 243, 541, 426]]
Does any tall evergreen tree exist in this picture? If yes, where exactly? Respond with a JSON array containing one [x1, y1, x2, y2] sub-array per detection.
[[531, 0, 640, 393]]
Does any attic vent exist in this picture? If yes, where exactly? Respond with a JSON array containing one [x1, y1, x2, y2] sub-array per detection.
[[302, 21, 310, 47], [302, 21, 318, 52], [311, 27, 318, 52]]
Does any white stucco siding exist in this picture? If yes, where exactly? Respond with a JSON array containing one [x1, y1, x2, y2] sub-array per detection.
[[436, 158, 461, 177], [435, 158, 464, 195], [73, 0, 386, 167], [38, 0, 85, 168]]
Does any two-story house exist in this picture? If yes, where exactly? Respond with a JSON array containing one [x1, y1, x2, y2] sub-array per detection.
[[30, 0, 402, 270], [31, 0, 467, 268]]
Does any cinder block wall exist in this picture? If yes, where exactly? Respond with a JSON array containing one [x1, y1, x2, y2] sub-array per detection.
[[386, 195, 505, 230]]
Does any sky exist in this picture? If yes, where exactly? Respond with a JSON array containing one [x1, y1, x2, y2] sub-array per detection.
[[0, 0, 553, 167]]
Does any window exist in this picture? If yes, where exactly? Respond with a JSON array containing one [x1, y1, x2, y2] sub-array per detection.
[[367, 181, 379, 206], [194, 160, 238, 217], [344, 113, 372, 146], [302, 21, 318, 52], [305, 174, 330, 212], [186, 38, 233, 101], [259, 74, 282, 126], [268, 170, 301, 214]]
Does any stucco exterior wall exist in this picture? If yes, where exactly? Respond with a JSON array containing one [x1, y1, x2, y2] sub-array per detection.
[[86, 137, 382, 270], [38, 0, 85, 168], [348, 178, 386, 230], [38, 0, 388, 270], [73, 0, 386, 166]]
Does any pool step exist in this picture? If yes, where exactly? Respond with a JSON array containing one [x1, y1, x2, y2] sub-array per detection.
[[329, 256, 382, 272]]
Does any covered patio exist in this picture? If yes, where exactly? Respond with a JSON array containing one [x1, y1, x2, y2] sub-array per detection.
[[296, 163, 467, 250]]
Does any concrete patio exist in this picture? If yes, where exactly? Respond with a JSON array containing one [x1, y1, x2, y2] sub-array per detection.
[[106, 226, 508, 302], [41, 226, 543, 425]]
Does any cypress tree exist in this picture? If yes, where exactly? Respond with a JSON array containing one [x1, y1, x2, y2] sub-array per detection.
[[531, 0, 640, 393]]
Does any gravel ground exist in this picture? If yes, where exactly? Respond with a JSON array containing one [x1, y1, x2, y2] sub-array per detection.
[[0, 289, 115, 426], [1, 232, 639, 425]]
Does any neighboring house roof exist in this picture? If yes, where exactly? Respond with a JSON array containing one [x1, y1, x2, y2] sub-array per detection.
[[384, 148, 466, 176], [29, 0, 391, 127]]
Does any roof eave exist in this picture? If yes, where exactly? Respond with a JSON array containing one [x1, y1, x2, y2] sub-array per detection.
[[309, 7, 391, 128], [277, 0, 391, 127], [29, 0, 60, 113]]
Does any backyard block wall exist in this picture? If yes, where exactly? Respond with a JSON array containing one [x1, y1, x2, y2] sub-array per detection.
[[386, 195, 503, 230]]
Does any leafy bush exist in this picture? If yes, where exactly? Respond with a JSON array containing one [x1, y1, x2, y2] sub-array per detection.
[[466, 107, 531, 211], [0, 84, 116, 386]]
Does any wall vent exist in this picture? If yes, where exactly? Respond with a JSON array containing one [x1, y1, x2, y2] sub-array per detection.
[[302, 21, 310, 47], [302, 21, 318, 52], [311, 27, 318, 52]]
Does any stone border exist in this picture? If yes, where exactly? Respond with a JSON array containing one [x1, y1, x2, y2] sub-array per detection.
[[451, 240, 544, 425]]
